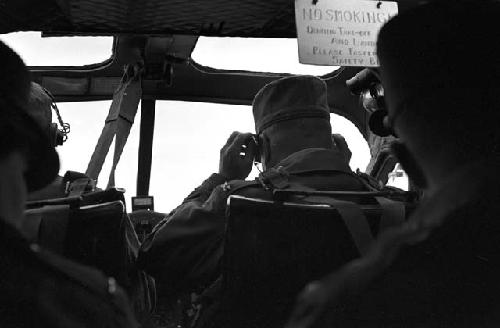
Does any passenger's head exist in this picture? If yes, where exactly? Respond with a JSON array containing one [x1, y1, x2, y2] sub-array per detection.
[[377, 0, 500, 190], [252, 75, 333, 169], [0, 41, 59, 223]]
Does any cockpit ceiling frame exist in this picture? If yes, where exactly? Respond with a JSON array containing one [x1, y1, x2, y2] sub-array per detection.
[[2, 0, 423, 140], [0, 0, 419, 37], [32, 63, 366, 138], [29, 34, 367, 138], [31, 66, 367, 139]]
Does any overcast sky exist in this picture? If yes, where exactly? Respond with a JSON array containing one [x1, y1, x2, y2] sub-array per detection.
[[1, 33, 371, 212]]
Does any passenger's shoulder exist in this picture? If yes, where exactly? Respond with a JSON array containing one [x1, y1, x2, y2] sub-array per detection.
[[0, 238, 138, 328], [35, 245, 109, 288], [33, 246, 137, 325]]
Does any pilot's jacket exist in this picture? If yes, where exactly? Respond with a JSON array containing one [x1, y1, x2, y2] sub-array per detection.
[[138, 148, 367, 292], [310, 160, 500, 327], [0, 219, 138, 328]]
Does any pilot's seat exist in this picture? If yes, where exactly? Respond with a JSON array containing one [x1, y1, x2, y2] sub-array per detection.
[[23, 189, 155, 321], [24, 193, 137, 287], [193, 190, 414, 328]]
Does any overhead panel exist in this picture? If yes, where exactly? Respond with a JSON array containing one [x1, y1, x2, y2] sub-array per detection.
[[1, 0, 423, 36]]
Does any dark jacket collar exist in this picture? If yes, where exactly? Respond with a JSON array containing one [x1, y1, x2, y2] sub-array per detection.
[[274, 148, 352, 175]]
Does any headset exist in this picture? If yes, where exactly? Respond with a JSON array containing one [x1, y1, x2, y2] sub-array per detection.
[[250, 134, 262, 163], [41, 86, 70, 147], [346, 69, 395, 137]]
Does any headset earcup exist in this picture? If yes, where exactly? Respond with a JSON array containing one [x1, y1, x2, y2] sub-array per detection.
[[48, 123, 64, 147], [260, 134, 271, 169], [368, 109, 394, 137], [55, 129, 64, 146]]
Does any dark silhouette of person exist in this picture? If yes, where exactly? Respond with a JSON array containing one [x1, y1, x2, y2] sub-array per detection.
[[25, 82, 69, 201], [0, 40, 138, 328], [138, 76, 368, 295], [287, 1, 500, 327]]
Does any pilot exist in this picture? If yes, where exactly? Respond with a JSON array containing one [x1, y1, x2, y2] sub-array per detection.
[[138, 75, 368, 294], [25, 82, 97, 201], [287, 1, 500, 327], [0, 40, 138, 328], [22, 81, 155, 325], [24, 82, 67, 200]]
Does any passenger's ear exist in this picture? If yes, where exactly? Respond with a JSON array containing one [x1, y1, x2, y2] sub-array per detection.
[[390, 140, 428, 189]]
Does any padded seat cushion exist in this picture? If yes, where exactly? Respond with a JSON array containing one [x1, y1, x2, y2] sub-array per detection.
[[24, 201, 135, 289], [209, 194, 410, 328]]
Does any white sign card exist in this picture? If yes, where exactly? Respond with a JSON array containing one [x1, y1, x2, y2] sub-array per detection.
[[295, 0, 398, 67]]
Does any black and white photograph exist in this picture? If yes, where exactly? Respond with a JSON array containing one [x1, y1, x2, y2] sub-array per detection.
[[0, 0, 498, 327]]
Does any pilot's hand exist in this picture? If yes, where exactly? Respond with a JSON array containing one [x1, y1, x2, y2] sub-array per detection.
[[219, 131, 256, 180]]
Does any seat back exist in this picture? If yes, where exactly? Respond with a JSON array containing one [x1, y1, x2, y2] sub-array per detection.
[[210, 193, 412, 328], [24, 190, 156, 321], [24, 201, 134, 279], [25, 187, 126, 210], [22, 204, 67, 247], [65, 201, 133, 279]]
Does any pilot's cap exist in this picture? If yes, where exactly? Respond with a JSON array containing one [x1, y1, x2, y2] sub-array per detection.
[[0, 41, 59, 192], [377, 0, 500, 121], [252, 75, 330, 134]]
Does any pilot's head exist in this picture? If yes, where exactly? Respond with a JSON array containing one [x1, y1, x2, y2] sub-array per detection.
[[0, 41, 59, 225], [27, 83, 52, 129], [377, 0, 500, 190], [252, 75, 333, 169], [26, 82, 67, 148]]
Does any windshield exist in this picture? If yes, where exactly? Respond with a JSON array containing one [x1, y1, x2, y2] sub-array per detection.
[[0, 32, 113, 66], [192, 37, 337, 75], [56, 100, 369, 212], [386, 163, 409, 191], [2, 33, 371, 212]]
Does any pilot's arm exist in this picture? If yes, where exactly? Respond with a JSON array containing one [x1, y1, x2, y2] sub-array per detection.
[[137, 132, 256, 291]]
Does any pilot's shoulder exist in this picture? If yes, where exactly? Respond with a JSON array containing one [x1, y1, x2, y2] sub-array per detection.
[[223, 178, 263, 194], [227, 178, 260, 189], [216, 178, 272, 202]]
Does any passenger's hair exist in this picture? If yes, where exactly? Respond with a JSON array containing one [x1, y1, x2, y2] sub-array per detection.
[[0, 43, 31, 109], [0, 96, 45, 163], [0, 42, 32, 161], [0, 118, 31, 162]]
